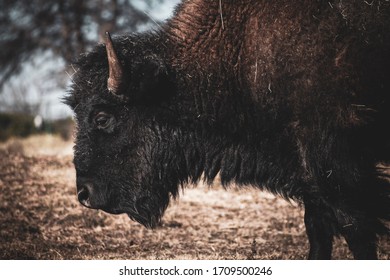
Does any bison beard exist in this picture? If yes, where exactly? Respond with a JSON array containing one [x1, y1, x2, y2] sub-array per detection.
[[66, 0, 390, 259]]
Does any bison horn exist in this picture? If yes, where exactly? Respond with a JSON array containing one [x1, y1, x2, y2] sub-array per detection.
[[105, 31, 123, 94]]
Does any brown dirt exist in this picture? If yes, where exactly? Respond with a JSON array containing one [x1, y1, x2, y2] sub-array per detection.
[[1, 136, 389, 260]]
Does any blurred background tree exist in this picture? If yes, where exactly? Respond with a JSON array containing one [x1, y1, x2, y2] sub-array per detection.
[[0, 0, 160, 88], [0, 0, 179, 140]]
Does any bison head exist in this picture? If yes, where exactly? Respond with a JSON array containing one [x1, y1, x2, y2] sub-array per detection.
[[65, 33, 184, 228]]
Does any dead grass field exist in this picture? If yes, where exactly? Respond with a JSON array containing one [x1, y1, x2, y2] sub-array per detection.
[[1, 135, 389, 259]]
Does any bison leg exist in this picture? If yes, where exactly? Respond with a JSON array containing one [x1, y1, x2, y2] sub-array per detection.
[[338, 177, 386, 259], [303, 198, 334, 259], [341, 221, 378, 260]]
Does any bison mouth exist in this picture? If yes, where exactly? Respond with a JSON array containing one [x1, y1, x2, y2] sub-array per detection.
[[90, 199, 159, 228], [83, 187, 169, 229]]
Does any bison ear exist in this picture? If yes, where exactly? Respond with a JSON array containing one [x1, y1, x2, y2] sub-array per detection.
[[129, 56, 173, 105]]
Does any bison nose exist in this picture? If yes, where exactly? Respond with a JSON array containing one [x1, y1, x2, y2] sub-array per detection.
[[77, 183, 92, 208], [77, 186, 91, 207]]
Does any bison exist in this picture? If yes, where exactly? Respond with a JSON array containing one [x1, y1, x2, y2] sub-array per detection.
[[65, 0, 390, 259]]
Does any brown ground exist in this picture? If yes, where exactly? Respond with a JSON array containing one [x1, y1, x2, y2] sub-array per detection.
[[1, 135, 389, 260]]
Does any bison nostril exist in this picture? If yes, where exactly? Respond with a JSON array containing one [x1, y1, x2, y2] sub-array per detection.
[[77, 184, 92, 208]]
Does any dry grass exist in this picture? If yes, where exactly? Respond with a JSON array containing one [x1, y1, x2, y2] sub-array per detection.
[[0, 134, 73, 157], [1, 135, 389, 259]]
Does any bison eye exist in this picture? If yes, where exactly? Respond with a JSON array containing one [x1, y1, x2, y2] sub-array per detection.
[[94, 112, 115, 131]]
